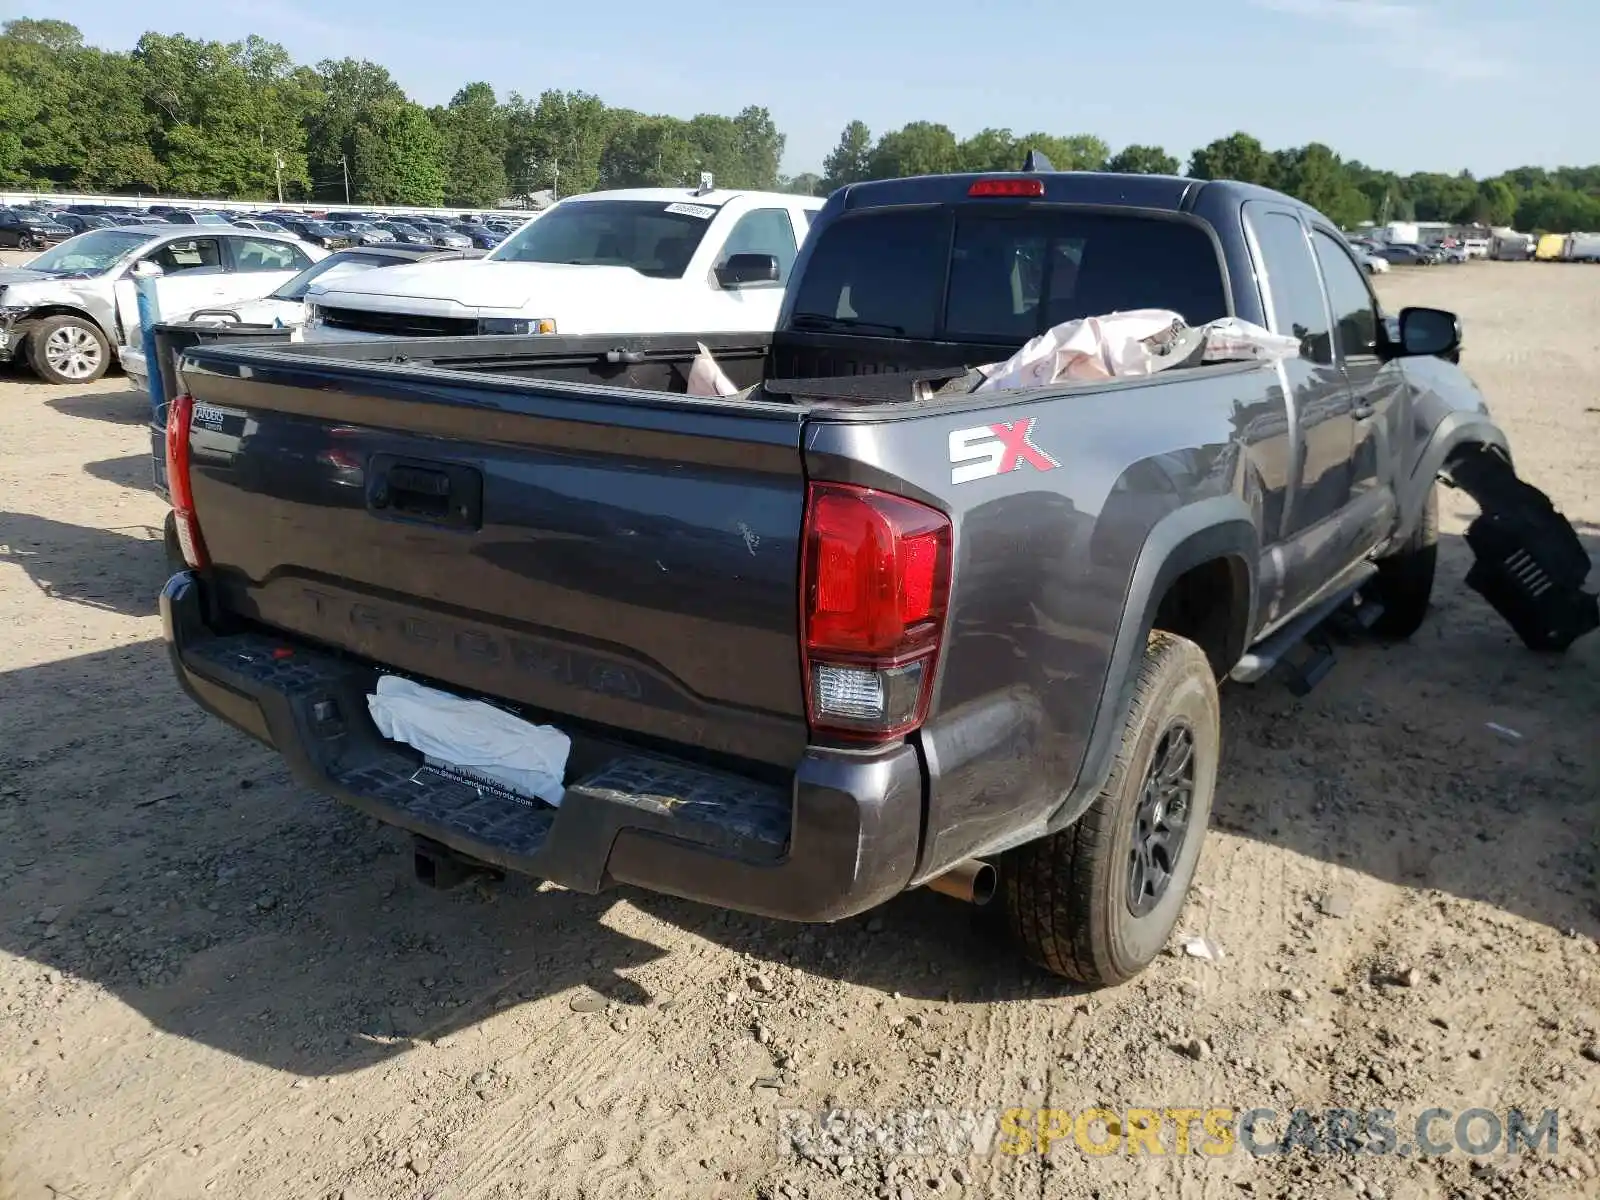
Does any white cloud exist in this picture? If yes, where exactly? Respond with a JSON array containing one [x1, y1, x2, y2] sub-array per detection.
[[1248, 0, 1515, 81]]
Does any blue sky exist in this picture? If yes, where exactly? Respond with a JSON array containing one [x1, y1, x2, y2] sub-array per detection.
[[48, 0, 1592, 177]]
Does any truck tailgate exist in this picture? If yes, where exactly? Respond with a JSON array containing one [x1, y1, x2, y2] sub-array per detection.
[[180, 354, 810, 767]]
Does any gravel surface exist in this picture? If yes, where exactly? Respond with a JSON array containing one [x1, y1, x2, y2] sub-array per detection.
[[0, 257, 1595, 1200]]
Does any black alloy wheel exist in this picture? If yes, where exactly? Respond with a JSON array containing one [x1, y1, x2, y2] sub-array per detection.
[[1126, 722, 1195, 917]]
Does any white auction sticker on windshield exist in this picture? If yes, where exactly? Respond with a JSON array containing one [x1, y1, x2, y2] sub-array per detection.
[[664, 203, 717, 219]]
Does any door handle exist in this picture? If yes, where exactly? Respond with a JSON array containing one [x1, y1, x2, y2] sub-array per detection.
[[1352, 404, 1376, 420]]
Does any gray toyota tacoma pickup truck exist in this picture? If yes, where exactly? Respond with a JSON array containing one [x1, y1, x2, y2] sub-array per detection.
[[159, 168, 1595, 987]]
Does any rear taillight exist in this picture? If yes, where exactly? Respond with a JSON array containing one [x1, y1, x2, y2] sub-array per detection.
[[164, 392, 210, 569], [801, 483, 952, 741]]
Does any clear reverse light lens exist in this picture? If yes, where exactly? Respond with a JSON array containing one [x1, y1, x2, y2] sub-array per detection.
[[810, 660, 926, 731]]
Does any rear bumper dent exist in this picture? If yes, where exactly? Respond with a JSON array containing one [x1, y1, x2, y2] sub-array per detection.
[[161, 572, 922, 921]]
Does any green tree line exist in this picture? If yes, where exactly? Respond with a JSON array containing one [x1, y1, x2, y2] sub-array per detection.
[[0, 18, 786, 206], [812, 125, 1600, 235], [4, 18, 1598, 233]]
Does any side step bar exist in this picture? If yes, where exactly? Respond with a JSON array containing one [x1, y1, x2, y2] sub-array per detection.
[[1230, 564, 1379, 691]]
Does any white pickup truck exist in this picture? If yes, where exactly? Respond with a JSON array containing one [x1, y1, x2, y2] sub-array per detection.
[[301, 186, 824, 341]]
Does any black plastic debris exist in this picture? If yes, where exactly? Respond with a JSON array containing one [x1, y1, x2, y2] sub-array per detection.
[[1448, 445, 1599, 652]]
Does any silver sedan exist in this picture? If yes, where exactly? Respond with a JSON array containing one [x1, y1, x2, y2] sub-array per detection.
[[0, 225, 323, 384]]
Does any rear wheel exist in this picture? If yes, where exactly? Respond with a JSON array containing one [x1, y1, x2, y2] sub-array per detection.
[[28, 314, 110, 385], [999, 631, 1220, 986], [1368, 483, 1439, 638]]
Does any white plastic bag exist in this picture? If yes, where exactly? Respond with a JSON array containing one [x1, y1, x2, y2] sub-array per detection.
[[367, 675, 570, 806], [974, 310, 1303, 393], [686, 342, 740, 397], [975, 309, 1189, 392], [1198, 318, 1303, 363]]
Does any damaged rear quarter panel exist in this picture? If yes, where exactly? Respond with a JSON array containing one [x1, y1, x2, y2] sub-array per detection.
[[803, 362, 1282, 880]]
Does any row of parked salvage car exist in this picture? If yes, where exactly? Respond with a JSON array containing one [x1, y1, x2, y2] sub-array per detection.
[[0, 223, 484, 384], [0, 202, 529, 254], [2, 180, 826, 386]]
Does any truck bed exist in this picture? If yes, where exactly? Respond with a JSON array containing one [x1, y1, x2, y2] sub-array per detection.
[[260, 331, 777, 394], [197, 326, 1239, 410], [169, 332, 1270, 918]]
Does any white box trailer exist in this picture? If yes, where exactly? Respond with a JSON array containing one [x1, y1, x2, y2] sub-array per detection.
[[1378, 221, 1421, 245], [1563, 233, 1600, 262]]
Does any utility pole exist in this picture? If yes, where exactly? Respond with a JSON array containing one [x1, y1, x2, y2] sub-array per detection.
[[340, 155, 351, 205], [274, 152, 285, 204], [550, 158, 559, 201]]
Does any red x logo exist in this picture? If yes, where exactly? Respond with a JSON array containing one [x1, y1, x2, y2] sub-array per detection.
[[988, 419, 1060, 473]]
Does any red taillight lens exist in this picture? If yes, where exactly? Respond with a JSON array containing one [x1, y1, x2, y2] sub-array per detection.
[[968, 178, 1044, 198], [802, 483, 951, 740], [164, 392, 210, 569]]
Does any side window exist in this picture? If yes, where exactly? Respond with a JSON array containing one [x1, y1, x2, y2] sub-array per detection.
[[718, 208, 798, 283], [147, 238, 223, 275], [232, 237, 310, 273], [1311, 230, 1378, 359], [1245, 206, 1332, 365]]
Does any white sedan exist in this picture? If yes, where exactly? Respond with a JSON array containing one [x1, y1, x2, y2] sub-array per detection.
[[1355, 248, 1390, 275]]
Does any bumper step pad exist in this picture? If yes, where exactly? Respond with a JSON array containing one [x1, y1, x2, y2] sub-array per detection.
[[177, 628, 792, 882]]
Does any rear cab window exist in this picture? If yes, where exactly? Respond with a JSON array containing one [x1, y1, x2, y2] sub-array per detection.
[[789, 207, 1229, 342]]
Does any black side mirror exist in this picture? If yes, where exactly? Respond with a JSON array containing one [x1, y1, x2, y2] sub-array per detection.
[[1395, 306, 1460, 359], [716, 253, 780, 288]]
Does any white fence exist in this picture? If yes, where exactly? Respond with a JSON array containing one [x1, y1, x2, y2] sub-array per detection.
[[0, 190, 535, 219]]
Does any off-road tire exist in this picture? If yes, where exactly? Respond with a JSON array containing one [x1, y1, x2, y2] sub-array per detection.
[[999, 630, 1220, 986], [1368, 483, 1439, 638], [27, 313, 110, 385]]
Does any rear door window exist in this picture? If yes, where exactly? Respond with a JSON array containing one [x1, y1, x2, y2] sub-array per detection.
[[790, 208, 1227, 342], [230, 236, 312, 273], [1245, 205, 1333, 364]]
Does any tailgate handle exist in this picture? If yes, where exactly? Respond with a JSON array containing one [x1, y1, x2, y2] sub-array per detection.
[[368, 456, 483, 530]]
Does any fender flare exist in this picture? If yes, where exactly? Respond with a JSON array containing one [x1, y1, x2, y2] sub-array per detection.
[[1397, 412, 1511, 541], [1042, 496, 1259, 839]]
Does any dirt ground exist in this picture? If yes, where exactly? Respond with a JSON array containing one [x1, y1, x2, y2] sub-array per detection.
[[0, 258, 1595, 1200]]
